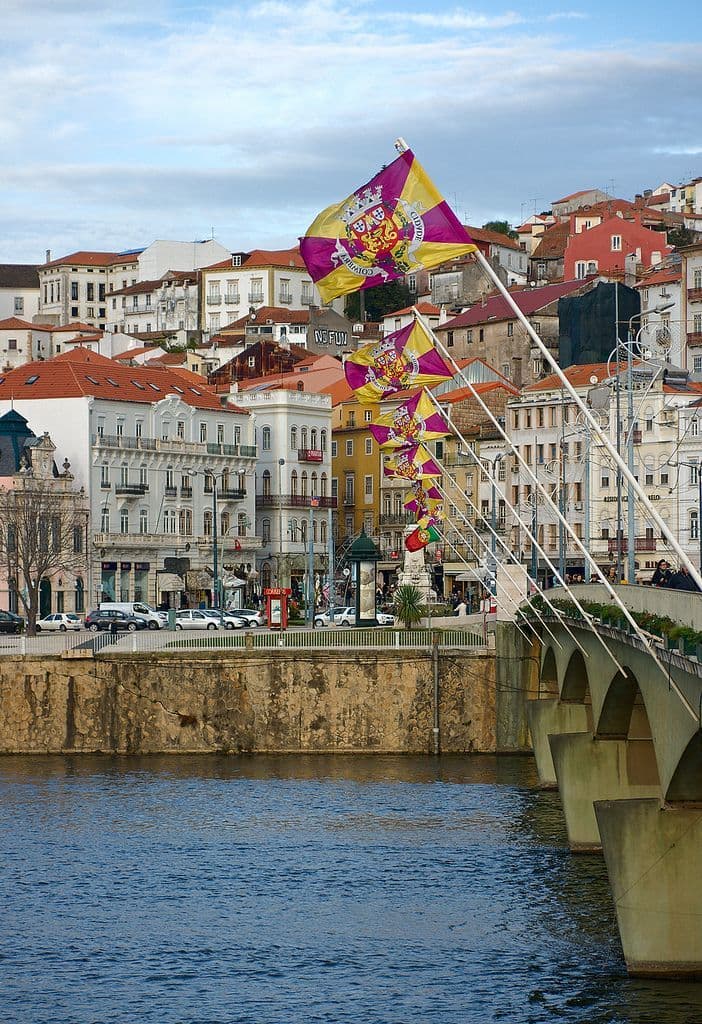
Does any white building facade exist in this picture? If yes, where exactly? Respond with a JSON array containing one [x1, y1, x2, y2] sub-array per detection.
[[235, 388, 336, 599], [0, 350, 260, 610]]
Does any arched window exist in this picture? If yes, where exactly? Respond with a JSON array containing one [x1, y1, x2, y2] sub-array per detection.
[[221, 510, 230, 535], [262, 470, 271, 496], [163, 509, 176, 534], [320, 520, 327, 544], [300, 520, 307, 543], [262, 426, 271, 450], [140, 509, 148, 534], [75, 577, 84, 613], [179, 509, 192, 535], [320, 472, 327, 497], [301, 471, 308, 497], [120, 507, 129, 534], [204, 509, 213, 536], [291, 470, 298, 496], [101, 508, 110, 533], [644, 407, 655, 432], [312, 518, 318, 543], [237, 512, 247, 537], [290, 518, 298, 540], [290, 426, 298, 450], [262, 518, 271, 543], [310, 428, 318, 449], [297, 381, 304, 392], [311, 472, 318, 496], [320, 429, 327, 452], [222, 468, 230, 491], [301, 427, 308, 449]]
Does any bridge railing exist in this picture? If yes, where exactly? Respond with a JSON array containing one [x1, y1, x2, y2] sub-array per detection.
[[0, 627, 486, 658]]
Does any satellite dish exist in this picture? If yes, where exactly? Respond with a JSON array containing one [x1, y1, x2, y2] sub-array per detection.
[[590, 374, 599, 385]]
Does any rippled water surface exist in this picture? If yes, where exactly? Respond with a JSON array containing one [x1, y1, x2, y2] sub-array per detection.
[[1, 754, 700, 1024]]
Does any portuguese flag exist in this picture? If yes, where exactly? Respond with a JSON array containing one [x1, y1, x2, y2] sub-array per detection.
[[405, 523, 441, 552]]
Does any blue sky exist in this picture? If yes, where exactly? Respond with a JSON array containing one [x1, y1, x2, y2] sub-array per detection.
[[1, 0, 700, 263]]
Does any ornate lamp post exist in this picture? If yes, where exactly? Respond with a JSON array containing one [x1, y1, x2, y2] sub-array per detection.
[[348, 527, 381, 627]]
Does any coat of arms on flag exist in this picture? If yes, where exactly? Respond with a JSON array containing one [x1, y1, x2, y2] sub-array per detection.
[[301, 149, 477, 303]]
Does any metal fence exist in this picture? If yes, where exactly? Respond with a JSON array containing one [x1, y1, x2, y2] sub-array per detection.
[[0, 627, 486, 658]]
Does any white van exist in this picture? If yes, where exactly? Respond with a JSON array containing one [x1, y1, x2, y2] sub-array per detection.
[[98, 601, 165, 630]]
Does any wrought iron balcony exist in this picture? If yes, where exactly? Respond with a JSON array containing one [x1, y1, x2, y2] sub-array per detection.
[[256, 494, 337, 509], [207, 294, 222, 305], [607, 537, 657, 553], [219, 487, 246, 499], [224, 292, 240, 304], [687, 287, 702, 302], [115, 483, 148, 497]]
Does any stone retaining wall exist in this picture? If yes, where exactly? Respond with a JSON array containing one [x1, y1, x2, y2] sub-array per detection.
[[0, 648, 505, 755]]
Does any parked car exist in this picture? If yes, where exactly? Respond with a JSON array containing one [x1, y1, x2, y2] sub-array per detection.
[[376, 611, 395, 626], [315, 606, 351, 627], [36, 613, 82, 632], [174, 609, 220, 630], [229, 608, 266, 627], [85, 609, 147, 633], [0, 610, 25, 634], [200, 608, 247, 629], [98, 602, 164, 630]]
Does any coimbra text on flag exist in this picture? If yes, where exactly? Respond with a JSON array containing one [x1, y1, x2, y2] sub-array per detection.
[[300, 149, 477, 303]]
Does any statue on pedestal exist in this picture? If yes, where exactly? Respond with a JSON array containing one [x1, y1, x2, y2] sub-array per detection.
[[396, 526, 436, 602]]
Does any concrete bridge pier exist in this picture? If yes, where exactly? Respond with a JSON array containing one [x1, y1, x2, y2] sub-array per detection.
[[549, 733, 660, 852], [525, 698, 589, 788], [596, 798, 702, 977]]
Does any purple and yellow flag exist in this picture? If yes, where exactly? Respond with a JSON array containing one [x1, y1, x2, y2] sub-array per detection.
[[383, 445, 442, 482], [300, 149, 478, 303], [404, 482, 445, 520], [345, 321, 453, 404], [369, 388, 452, 449]]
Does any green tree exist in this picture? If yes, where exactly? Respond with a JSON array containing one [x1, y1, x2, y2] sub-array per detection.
[[344, 279, 413, 322], [393, 584, 426, 629], [482, 219, 518, 240], [667, 226, 698, 249]]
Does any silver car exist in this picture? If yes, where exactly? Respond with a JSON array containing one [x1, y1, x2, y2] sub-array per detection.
[[174, 610, 220, 630]]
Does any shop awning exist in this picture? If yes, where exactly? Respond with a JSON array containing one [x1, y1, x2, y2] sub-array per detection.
[[222, 574, 247, 588], [157, 572, 185, 591], [185, 569, 212, 589]]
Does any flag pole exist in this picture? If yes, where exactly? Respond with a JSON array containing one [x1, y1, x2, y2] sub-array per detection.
[[434, 477, 583, 653], [414, 310, 695, 714], [439, 528, 535, 646], [470, 247, 702, 593], [435, 480, 568, 650], [425, 403, 619, 668]]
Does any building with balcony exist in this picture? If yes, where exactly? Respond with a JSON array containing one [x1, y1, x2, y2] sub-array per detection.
[[0, 349, 259, 609], [681, 243, 702, 373], [105, 271, 200, 339], [198, 247, 344, 337], [331, 395, 382, 558], [235, 387, 335, 596]]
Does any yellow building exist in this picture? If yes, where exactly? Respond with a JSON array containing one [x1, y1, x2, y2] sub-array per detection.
[[331, 396, 381, 552]]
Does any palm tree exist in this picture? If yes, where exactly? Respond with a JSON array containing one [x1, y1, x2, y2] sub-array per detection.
[[393, 584, 425, 629]]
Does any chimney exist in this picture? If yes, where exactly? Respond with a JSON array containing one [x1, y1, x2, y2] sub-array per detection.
[[45, 249, 51, 263]]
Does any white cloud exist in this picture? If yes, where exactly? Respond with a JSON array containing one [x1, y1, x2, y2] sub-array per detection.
[[1, 1, 700, 261]]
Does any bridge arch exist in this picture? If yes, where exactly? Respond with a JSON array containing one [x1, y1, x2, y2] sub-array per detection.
[[560, 648, 590, 704], [597, 667, 652, 740], [666, 732, 702, 802], [540, 645, 558, 697]]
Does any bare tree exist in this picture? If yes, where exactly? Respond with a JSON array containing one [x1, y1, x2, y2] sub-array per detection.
[[0, 465, 88, 635]]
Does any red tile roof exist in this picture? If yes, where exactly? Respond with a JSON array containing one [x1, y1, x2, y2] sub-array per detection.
[[465, 225, 521, 250], [441, 380, 520, 403], [553, 189, 598, 204], [42, 251, 138, 269], [226, 306, 310, 327], [634, 267, 681, 288], [203, 247, 306, 272], [439, 279, 588, 330], [51, 321, 102, 333], [0, 348, 247, 413], [0, 317, 49, 331], [531, 221, 571, 260], [385, 302, 440, 317], [524, 361, 627, 392]]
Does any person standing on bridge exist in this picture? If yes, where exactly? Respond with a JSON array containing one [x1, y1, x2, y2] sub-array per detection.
[[669, 565, 700, 592], [651, 559, 672, 588]]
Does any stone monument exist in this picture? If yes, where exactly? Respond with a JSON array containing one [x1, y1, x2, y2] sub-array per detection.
[[396, 526, 435, 602]]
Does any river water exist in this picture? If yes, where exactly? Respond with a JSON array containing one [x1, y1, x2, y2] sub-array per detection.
[[1, 754, 700, 1024]]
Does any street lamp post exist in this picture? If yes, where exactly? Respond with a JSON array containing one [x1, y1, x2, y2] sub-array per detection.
[[624, 303, 674, 582], [489, 453, 504, 596]]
